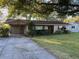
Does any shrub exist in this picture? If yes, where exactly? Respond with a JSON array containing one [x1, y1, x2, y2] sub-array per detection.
[[55, 29, 64, 34], [61, 26, 70, 34], [55, 27, 70, 34], [0, 24, 11, 37], [63, 30, 71, 34], [2, 24, 11, 29], [28, 21, 34, 36]]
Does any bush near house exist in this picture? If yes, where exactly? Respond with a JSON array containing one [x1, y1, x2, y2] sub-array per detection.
[[28, 21, 34, 36], [55, 29, 63, 34], [55, 26, 70, 34], [31, 30, 50, 36], [0, 24, 11, 37], [61, 26, 70, 34]]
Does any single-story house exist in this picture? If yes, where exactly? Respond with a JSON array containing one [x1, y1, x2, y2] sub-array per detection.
[[6, 19, 68, 35], [65, 22, 79, 32]]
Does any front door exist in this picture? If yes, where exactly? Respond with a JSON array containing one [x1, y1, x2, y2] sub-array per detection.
[[48, 25, 54, 34]]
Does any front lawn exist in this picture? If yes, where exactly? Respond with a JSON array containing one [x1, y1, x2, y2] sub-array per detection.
[[33, 33, 79, 59]]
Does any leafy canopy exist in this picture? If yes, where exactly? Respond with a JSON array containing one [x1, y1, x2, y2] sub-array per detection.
[[0, 0, 54, 18], [0, 0, 76, 18]]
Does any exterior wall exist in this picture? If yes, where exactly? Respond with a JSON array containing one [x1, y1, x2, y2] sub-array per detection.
[[10, 26, 21, 34], [10, 24, 70, 35], [24, 26, 29, 35], [54, 25, 58, 33], [54, 25, 65, 33], [10, 25, 25, 35], [66, 23, 79, 32]]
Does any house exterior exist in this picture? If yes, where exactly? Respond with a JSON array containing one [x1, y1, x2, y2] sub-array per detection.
[[6, 19, 68, 35], [6, 19, 29, 35], [65, 22, 79, 32]]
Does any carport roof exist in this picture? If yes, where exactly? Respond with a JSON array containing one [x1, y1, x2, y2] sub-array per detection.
[[6, 19, 29, 25]]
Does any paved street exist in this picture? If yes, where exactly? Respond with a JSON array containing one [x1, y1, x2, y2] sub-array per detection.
[[0, 37, 57, 59]]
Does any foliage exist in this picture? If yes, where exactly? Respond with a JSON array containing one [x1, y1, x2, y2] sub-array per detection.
[[55, 26, 70, 34], [61, 26, 70, 34], [59, 0, 70, 5], [0, 11, 2, 16], [0, 0, 79, 18], [28, 21, 34, 36], [74, 16, 79, 22], [55, 29, 64, 34], [47, 11, 60, 20], [2, 24, 11, 29], [64, 16, 79, 23], [0, 0, 54, 18], [31, 30, 51, 36], [0, 24, 11, 37]]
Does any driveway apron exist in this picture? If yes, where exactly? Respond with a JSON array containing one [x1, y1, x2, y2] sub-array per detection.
[[0, 37, 57, 59]]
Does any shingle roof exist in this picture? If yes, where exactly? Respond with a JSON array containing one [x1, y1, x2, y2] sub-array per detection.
[[6, 19, 29, 25], [6, 19, 68, 26], [32, 20, 68, 26]]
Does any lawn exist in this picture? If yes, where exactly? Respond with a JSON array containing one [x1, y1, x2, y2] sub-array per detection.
[[33, 33, 79, 59]]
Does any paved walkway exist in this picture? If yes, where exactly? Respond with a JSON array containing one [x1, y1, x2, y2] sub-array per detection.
[[0, 37, 57, 59]]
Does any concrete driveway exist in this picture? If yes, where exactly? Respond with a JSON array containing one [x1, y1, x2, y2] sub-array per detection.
[[0, 37, 57, 59]]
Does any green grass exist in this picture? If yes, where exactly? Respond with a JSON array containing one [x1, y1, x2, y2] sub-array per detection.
[[33, 33, 79, 59]]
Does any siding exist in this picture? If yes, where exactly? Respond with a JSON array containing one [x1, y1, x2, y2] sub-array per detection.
[[54, 26, 58, 33], [24, 26, 29, 35], [66, 23, 79, 32]]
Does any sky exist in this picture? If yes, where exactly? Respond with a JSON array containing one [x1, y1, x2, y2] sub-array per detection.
[[0, 7, 8, 21]]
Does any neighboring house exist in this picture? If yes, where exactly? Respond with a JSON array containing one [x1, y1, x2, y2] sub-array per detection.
[[66, 22, 79, 32], [6, 19, 68, 35]]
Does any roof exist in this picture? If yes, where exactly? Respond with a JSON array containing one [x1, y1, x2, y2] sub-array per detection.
[[32, 20, 68, 26], [68, 22, 79, 24], [6, 19, 29, 26], [6, 19, 68, 26], [75, 22, 79, 24]]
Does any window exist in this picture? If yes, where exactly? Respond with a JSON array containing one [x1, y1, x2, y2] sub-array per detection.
[[59, 26, 63, 28], [35, 26, 48, 30], [72, 26, 75, 29], [44, 26, 48, 30], [35, 26, 43, 30], [58, 26, 62, 29]]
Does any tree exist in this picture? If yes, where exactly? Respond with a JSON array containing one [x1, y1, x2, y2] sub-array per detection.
[[63, 16, 79, 23], [0, 11, 2, 16], [41, 0, 79, 15], [0, 0, 54, 19], [0, 0, 79, 19]]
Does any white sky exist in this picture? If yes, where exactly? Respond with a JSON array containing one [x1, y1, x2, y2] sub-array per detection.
[[0, 8, 8, 20]]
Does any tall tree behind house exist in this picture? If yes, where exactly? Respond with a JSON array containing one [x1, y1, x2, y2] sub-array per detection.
[[71, 0, 79, 5], [37, 0, 58, 3]]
